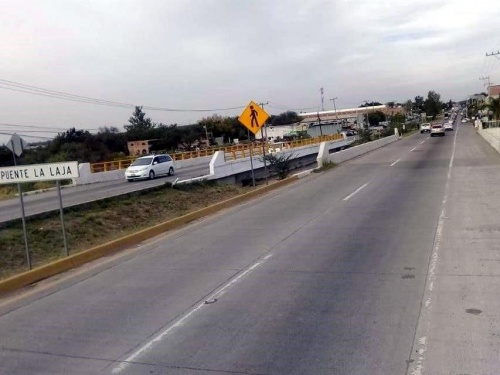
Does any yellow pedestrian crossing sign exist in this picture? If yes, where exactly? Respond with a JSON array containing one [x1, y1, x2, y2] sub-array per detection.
[[238, 101, 270, 135]]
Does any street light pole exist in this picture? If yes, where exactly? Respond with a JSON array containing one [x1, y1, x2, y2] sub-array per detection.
[[363, 100, 370, 128], [330, 97, 338, 120], [204, 125, 209, 147]]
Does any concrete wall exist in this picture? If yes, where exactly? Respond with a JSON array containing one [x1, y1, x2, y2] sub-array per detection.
[[317, 133, 399, 167], [209, 138, 351, 182], [478, 127, 500, 153]]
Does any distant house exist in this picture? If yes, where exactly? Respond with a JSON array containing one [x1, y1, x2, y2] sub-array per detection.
[[488, 85, 500, 99], [127, 139, 158, 156], [469, 94, 487, 104]]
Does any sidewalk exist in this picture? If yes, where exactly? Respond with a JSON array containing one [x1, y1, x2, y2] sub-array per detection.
[[409, 124, 500, 374]]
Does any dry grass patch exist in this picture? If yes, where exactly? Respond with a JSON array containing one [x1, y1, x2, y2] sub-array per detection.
[[0, 182, 252, 279]]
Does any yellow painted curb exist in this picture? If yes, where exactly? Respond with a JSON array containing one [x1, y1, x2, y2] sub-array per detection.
[[0, 176, 299, 297]]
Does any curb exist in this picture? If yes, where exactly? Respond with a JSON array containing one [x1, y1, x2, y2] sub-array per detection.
[[0, 176, 298, 298]]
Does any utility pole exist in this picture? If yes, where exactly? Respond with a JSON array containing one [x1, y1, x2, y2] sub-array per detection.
[[259, 101, 269, 185], [320, 87, 324, 111], [479, 76, 491, 89], [486, 51, 500, 60], [329, 97, 338, 120]]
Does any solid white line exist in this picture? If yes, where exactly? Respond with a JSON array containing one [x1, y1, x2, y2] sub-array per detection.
[[390, 159, 401, 167], [410, 123, 459, 375], [343, 183, 368, 201], [111, 256, 271, 374]]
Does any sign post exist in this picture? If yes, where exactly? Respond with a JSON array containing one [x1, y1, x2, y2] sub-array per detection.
[[0, 160, 80, 268], [238, 101, 270, 185], [7, 135, 31, 269]]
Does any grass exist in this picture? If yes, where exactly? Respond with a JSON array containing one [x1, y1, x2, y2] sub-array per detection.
[[0, 182, 254, 279], [0, 180, 72, 201]]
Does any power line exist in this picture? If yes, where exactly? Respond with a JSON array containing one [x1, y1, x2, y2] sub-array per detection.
[[0, 78, 245, 112], [0, 131, 53, 140], [267, 102, 319, 112], [0, 122, 92, 131], [486, 51, 500, 60]]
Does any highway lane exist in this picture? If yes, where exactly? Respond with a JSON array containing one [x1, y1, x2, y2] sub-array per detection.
[[0, 163, 210, 224], [2, 120, 500, 374]]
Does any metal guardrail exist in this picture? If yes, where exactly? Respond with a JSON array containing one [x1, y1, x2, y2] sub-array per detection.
[[89, 134, 344, 173]]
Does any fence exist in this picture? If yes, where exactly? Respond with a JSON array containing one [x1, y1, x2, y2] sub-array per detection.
[[89, 134, 344, 173]]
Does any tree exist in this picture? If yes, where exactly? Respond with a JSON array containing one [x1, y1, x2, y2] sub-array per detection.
[[485, 98, 500, 120], [267, 111, 303, 126], [359, 101, 382, 107], [367, 111, 386, 126], [424, 91, 442, 119], [124, 106, 156, 140], [415, 96, 425, 111]]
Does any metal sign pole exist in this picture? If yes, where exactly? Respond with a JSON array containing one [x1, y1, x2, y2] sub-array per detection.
[[260, 127, 268, 185], [247, 130, 256, 187], [10, 140, 31, 270], [57, 181, 69, 256]]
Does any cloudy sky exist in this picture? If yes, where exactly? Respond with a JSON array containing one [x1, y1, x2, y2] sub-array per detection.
[[1, 0, 500, 145]]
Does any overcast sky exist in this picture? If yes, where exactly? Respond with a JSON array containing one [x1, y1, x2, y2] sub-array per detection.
[[1, 0, 500, 145]]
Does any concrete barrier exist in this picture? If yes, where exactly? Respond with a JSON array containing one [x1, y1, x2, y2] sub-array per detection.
[[317, 132, 399, 167], [73, 156, 213, 186], [209, 138, 351, 181], [0, 176, 299, 297], [478, 128, 500, 154]]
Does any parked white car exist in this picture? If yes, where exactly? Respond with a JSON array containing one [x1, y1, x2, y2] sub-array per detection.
[[125, 154, 175, 181]]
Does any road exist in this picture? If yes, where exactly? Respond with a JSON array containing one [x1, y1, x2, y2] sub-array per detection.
[[0, 163, 210, 224], [1, 119, 500, 374]]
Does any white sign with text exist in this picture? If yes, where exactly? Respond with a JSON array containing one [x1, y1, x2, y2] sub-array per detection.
[[0, 162, 79, 184]]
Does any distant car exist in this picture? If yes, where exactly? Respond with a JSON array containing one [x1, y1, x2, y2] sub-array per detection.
[[430, 124, 445, 137], [125, 154, 175, 181], [420, 123, 431, 133], [444, 122, 453, 131]]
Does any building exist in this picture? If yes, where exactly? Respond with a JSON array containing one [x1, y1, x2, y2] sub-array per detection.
[[488, 85, 500, 99], [127, 140, 158, 156], [298, 104, 405, 127]]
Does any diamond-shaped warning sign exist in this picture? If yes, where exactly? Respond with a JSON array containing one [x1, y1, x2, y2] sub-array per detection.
[[238, 101, 270, 135]]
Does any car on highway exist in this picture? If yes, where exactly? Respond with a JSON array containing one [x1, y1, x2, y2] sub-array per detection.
[[420, 123, 431, 133], [125, 154, 175, 181], [430, 124, 445, 137], [444, 122, 453, 131]]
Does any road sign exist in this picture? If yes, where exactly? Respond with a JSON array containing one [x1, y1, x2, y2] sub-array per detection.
[[238, 101, 270, 135], [6, 133, 29, 157], [0, 161, 79, 184]]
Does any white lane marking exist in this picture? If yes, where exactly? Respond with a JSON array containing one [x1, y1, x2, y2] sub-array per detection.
[[420, 140, 425, 145], [410, 122, 459, 375], [390, 159, 401, 167], [411, 147, 417, 152], [111, 255, 272, 374], [343, 183, 368, 201]]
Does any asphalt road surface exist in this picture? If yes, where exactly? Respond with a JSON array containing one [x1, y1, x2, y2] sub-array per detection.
[[1, 119, 500, 374], [0, 163, 210, 224]]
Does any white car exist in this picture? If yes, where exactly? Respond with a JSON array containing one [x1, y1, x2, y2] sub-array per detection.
[[444, 122, 453, 131], [125, 154, 175, 181], [430, 124, 445, 137], [420, 123, 431, 133]]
